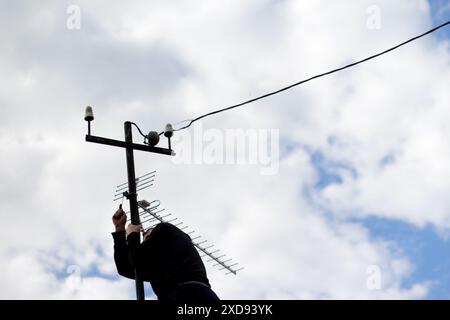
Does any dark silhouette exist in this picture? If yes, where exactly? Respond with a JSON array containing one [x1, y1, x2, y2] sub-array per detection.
[[112, 206, 220, 302]]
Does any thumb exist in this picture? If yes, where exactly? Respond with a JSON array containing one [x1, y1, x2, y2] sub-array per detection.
[[114, 209, 124, 219]]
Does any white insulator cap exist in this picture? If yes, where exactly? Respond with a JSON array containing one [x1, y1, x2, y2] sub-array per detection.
[[164, 123, 174, 138], [84, 106, 94, 121]]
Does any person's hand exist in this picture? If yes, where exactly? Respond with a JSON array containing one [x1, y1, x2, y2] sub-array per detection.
[[126, 224, 142, 236], [112, 204, 127, 232]]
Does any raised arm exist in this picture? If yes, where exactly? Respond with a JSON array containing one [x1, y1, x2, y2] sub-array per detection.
[[111, 205, 135, 279]]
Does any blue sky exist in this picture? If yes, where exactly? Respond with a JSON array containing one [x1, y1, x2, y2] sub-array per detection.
[[367, 1, 450, 300], [362, 217, 450, 299], [311, 144, 450, 299], [430, 0, 450, 35]]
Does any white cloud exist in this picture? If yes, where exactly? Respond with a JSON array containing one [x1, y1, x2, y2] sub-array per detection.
[[0, 249, 134, 299], [315, 38, 450, 228]]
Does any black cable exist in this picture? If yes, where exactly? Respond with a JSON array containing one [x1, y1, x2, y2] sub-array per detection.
[[130, 122, 147, 140], [171, 20, 449, 132]]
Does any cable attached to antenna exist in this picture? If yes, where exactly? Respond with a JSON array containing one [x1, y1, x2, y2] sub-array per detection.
[[130, 122, 147, 141]]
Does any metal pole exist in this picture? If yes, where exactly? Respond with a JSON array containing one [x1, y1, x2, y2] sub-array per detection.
[[124, 121, 145, 300]]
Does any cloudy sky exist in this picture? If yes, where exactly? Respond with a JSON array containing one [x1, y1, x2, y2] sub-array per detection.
[[0, 0, 449, 299]]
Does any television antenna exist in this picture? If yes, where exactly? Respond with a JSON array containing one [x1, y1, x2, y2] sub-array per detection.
[[114, 171, 244, 275]]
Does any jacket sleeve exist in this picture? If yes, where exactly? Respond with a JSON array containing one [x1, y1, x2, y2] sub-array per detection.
[[126, 232, 140, 268], [112, 231, 135, 279]]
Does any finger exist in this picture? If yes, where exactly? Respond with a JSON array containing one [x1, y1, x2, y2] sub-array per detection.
[[119, 204, 122, 210]]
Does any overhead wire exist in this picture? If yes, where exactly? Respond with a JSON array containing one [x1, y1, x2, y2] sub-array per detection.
[[166, 21, 449, 133]]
